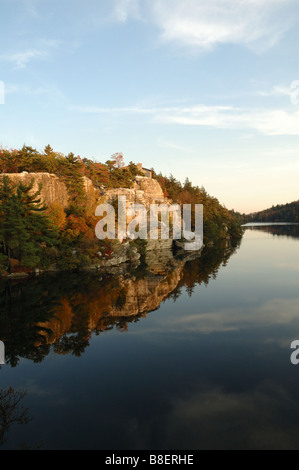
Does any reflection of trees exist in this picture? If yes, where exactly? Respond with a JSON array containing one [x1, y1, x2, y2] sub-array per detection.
[[168, 241, 241, 302], [0, 388, 31, 447], [246, 224, 299, 240], [0, 278, 62, 367], [0, 241, 239, 366]]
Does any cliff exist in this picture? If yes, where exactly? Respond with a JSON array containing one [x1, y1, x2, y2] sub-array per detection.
[[1, 172, 168, 211], [0, 171, 97, 209], [0, 170, 200, 277], [1, 172, 70, 207], [103, 175, 169, 210]]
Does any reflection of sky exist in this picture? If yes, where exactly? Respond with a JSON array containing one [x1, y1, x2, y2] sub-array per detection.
[[135, 227, 299, 336], [2, 227, 299, 449]]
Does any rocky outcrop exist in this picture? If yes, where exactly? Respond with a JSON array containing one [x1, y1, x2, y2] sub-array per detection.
[[0, 171, 203, 275], [1, 172, 70, 208], [1, 172, 167, 214], [0, 172, 97, 209], [104, 176, 168, 210]]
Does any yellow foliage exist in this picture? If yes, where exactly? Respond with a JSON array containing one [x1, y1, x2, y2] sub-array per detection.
[[47, 202, 67, 230]]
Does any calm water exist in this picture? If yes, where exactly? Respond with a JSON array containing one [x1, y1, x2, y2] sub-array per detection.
[[1, 224, 299, 450]]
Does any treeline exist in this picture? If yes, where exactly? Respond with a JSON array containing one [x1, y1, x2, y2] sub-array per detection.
[[0, 146, 143, 189], [245, 200, 299, 223], [152, 171, 243, 241], [0, 145, 243, 275]]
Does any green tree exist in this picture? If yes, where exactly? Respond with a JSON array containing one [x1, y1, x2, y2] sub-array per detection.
[[62, 153, 86, 215], [0, 176, 58, 271]]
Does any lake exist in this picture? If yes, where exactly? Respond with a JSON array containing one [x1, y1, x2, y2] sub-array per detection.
[[1, 224, 299, 450]]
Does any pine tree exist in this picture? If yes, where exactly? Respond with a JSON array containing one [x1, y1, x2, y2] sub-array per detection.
[[0, 176, 58, 271], [63, 153, 86, 215]]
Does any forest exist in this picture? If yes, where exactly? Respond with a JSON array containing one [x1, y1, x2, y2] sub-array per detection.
[[245, 200, 299, 223], [0, 145, 243, 275]]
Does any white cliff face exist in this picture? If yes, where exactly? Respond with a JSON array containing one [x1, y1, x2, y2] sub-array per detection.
[[133, 176, 166, 205], [0, 172, 98, 210], [104, 176, 167, 210], [1, 172, 70, 208], [1, 173, 166, 213], [101, 176, 176, 246]]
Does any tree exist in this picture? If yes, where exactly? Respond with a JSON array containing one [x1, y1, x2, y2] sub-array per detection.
[[111, 152, 125, 169], [46, 202, 66, 231], [62, 153, 86, 215], [0, 176, 59, 271]]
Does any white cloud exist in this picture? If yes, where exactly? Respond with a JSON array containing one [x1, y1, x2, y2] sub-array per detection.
[[157, 106, 299, 136], [6, 49, 47, 69], [5, 83, 64, 100], [258, 84, 294, 98], [1, 39, 60, 69], [113, 0, 297, 52], [71, 102, 299, 136], [157, 139, 194, 153], [70, 105, 157, 114]]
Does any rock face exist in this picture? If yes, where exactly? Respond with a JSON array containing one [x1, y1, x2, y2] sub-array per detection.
[[1, 173, 166, 213], [1, 171, 198, 273], [1, 172, 70, 208], [104, 176, 167, 210], [1, 172, 98, 211]]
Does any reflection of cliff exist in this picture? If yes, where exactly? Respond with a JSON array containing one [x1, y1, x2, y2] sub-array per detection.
[[0, 241, 240, 366], [37, 260, 185, 346]]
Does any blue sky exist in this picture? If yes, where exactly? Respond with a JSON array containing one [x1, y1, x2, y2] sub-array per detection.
[[0, 0, 299, 213]]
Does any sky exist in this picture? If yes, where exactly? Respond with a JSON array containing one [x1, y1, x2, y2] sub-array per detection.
[[0, 0, 299, 213]]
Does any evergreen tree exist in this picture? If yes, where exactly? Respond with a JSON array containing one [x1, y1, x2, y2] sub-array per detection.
[[0, 176, 58, 271], [63, 153, 86, 215]]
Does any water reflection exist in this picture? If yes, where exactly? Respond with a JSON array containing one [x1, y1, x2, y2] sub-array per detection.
[[244, 223, 299, 239], [0, 388, 31, 448], [0, 241, 240, 368], [1, 227, 299, 449]]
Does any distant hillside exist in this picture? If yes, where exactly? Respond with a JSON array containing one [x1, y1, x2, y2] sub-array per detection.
[[246, 200, 299, 223]]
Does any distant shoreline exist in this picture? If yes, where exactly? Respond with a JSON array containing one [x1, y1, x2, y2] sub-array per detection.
[[242, 222, 299, 227]]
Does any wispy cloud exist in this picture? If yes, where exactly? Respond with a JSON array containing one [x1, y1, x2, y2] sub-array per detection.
[[157, 139, 194, 153], [70, 105, 158, 115], [5, 83, 65, 100], [257, 84, 295, 99], [1, 39, 60, 69], [71, 102, 299, 136], [156, 106, 299, 136], [5, 49, 48, 69], [113, 0, 297, 53]]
